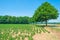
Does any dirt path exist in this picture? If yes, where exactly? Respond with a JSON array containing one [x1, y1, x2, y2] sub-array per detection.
[[32, 27, 60, 40], [45, 27, 60, 40]]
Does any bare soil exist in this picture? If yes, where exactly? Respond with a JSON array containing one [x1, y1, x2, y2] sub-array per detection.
[[32, 27, 60, 40]]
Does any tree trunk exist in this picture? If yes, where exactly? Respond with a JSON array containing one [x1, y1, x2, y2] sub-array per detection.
[[46, 20, 47, 26]]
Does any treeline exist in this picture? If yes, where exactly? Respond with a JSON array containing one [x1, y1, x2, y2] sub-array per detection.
[[0, 15, 33, 24]]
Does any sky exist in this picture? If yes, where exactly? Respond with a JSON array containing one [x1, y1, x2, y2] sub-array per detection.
[[0, 0, 60, 22]]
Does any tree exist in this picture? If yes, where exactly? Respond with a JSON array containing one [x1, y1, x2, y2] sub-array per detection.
[[0, 15, 32, 24], [33, 2, 58, 26], [18, 16, 30, 24]]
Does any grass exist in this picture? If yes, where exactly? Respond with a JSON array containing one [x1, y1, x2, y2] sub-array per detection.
[[0, 24, 49, 40]]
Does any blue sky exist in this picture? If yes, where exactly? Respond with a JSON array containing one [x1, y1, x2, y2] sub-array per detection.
[[0, 0, 60, 22]]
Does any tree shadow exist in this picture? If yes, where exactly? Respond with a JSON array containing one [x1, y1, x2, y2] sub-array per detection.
[[35, 25, 50, 33]]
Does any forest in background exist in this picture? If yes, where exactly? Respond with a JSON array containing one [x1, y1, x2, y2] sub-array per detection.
[[0, 15, 33, 24]]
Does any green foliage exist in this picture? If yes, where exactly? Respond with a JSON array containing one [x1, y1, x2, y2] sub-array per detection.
[[0, 15, 32, 24], [33, 2, 58, 22]]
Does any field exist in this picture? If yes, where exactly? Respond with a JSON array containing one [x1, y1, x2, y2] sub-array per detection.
[[0, 24, 60, 40]]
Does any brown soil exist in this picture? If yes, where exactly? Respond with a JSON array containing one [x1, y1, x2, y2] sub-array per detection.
[[32, 27, 60, 40]]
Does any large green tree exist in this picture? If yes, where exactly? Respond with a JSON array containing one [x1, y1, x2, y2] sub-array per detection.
[[33, 2, 59, 26]]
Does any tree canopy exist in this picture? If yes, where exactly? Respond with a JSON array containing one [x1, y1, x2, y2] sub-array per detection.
[[33, 2, 59, 26], [0, 15, 32, 24]]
